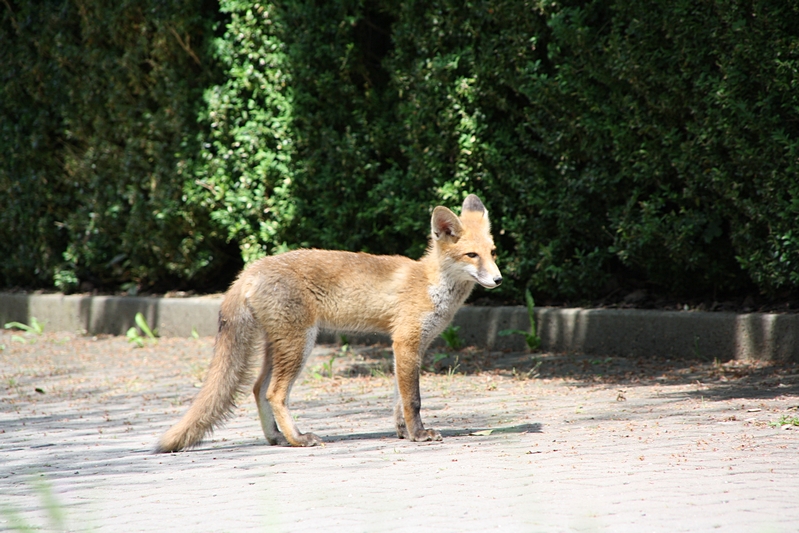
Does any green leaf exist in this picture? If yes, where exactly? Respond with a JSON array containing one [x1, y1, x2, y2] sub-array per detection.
[[134, 313, 156, 340]]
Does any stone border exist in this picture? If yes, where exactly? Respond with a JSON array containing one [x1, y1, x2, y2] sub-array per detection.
[[1, 292, 797, 361]]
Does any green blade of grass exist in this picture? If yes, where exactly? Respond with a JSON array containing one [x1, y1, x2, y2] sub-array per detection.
[[29, 317, 44, 334], [4, 321, 35, 333], [498, 329, 526, 337], [126, 327, 145, 348], [134, 313, 156, 339], [4, 317, 44, 335]]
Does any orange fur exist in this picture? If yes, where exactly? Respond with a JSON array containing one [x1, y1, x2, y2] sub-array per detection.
[[155, 194, 501, 451]]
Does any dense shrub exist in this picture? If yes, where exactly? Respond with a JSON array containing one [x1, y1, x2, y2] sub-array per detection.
[[277, 0, 432, 258], [186, 0, 295, 265], [383, 0, 799, 298], [195, 0, 437, 263], [0, 0, 236, 292]]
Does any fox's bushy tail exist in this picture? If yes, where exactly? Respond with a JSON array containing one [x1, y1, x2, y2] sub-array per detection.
[[155, 291, 260, 453]]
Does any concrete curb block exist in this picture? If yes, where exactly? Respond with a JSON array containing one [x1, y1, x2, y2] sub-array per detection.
[[1, 292, 797, 361]]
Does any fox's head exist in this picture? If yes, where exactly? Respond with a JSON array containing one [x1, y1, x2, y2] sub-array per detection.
[[431, 194, 502, 289]]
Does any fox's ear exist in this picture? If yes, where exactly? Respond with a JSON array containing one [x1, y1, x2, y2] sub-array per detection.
[[462, 194, 486, 214], [431, 206, 463, 241]]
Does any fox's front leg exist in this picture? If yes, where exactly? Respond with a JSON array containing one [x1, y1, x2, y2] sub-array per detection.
[[392, 337, 442, 442]]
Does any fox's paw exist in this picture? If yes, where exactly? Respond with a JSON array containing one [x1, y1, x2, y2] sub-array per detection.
[[266, 434, 290, 446], [410, 428, 442, 442], [289, 432, 323, 447], [395, 421, 410, 440]]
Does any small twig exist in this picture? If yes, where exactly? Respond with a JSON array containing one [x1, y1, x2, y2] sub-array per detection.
[[2, 0, 20, 35], [168, 25, 201, 66], [195, 179, 216, 194]]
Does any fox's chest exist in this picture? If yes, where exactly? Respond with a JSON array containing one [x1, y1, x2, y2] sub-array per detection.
[[419, 280, 474, 348]]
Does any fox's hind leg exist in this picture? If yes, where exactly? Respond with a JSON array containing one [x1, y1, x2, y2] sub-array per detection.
[[253, 342, 288, 446], [266, 325, 322, 447]]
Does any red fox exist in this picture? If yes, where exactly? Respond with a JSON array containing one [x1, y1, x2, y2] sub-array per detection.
[[156, 194, 501, 451]]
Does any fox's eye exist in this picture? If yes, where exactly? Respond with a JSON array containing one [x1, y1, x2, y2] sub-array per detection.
[[465, 252, 478, 258], [491, 248, 497, 256]]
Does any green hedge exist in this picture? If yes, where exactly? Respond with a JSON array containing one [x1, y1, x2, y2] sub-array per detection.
[[2, 0, 799, 301], [384, 1, 799, 297], [0, 0, 238, 292], [186, 0, 296, 265]]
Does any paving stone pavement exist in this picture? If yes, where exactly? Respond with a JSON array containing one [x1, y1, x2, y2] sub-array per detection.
[[1, 331, 798, 532]]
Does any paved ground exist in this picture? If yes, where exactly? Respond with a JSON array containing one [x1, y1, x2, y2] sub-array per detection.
[[1, 330, 798, 532]]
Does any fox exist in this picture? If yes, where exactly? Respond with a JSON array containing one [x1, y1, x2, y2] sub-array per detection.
[[155, 194, 502, 452]]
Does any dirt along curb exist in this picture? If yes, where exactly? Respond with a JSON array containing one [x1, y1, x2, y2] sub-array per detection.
[[2, 292, 798, 361]]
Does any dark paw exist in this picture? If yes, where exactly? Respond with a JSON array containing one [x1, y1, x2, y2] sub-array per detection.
[[266, 434, 289, 446]]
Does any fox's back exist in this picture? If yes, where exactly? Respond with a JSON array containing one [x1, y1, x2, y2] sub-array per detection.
[[237, 249, 425, 334]]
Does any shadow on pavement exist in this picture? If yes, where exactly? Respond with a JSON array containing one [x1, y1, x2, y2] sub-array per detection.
[[343, 344, 799, 403], [442, 422, 543, 438]]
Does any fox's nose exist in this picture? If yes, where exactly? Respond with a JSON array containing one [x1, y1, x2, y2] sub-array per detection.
[[493, 276, 503, 286]]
